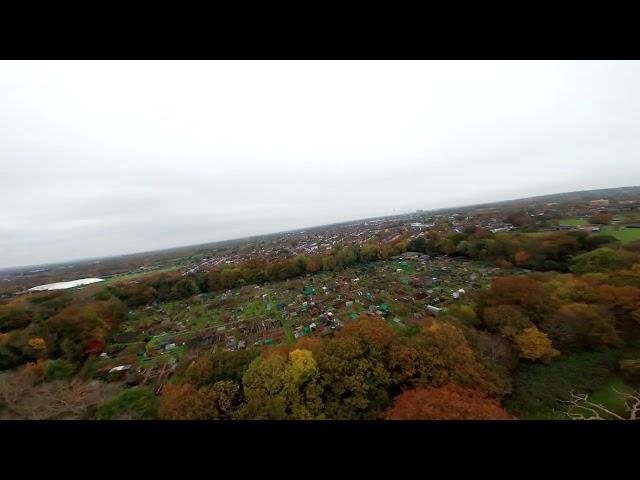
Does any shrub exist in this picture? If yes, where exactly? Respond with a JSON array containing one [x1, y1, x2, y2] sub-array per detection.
[[43, 359, 76, 381]]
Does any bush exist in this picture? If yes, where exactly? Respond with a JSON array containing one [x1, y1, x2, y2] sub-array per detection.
[[98, 386, 157, 420], [93, 289, 112, 301], [0, 344, 22, 371], [43, 359, 76, 381]]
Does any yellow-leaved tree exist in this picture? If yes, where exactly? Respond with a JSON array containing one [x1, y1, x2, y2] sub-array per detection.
[[28, 337, 47, 351], [515, 327, 560, 362]]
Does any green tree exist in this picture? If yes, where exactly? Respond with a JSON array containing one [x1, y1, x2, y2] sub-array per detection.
[[570, 248, 640, 274], [314, 336, 391, 419], [171, 278, 199, 299]]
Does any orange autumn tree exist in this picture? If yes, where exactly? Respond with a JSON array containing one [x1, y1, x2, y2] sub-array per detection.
[[385, 384, 514, 420], [513, 250, 529, 267], [158, 381, 240, 420]]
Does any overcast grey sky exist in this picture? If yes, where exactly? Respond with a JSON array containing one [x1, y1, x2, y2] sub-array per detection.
[[1, 60, 639, 268]]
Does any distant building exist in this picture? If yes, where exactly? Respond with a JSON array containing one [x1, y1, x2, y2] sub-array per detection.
[[589, 199, 609, 207]]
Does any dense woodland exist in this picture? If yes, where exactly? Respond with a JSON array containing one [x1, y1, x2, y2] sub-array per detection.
[[2, 227, 640, 420]]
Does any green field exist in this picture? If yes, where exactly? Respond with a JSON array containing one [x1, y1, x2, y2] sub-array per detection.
[[523, 231, 554, 237], [596, 227, 640, 244], [522, 222, 640, 244], [587, 378, 637, 418], [104, 265, 182, 285], [558, 217, 588, 226]]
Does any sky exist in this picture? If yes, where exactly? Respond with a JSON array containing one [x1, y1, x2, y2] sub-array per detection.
[[1, 60, 640, 268]]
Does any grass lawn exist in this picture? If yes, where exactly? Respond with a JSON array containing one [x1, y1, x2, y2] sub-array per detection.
[[587, 378, 636, 418], [279, 317, 295, 343], [521, 225, 640, 244], [596, 227, 640, 244], [558, 217, 588, 226], [104, 265, 182, 285]]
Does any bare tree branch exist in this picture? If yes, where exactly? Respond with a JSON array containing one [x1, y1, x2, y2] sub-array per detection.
[[560, 388, 640, 421]]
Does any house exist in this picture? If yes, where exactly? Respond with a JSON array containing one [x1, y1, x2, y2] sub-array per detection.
[[108, 365, 132, 374], [589, 199, 609, 207], [452, 288, 466, 300]]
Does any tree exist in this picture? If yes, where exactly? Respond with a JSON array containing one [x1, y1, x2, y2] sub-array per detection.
[[482, 305, 533, 339], [85, 338, 106, 356], [479, 276, 552, 323], [305, 256, 322, 274], [359, 244, 381, 262], [588, 284, 640, 312], [183, 348, 260, 387], [321, 255, 337, 271], [158, 381, 240, 420], [0, 301, 33, 332], [338, 315, 396, 350], [385, 384, 514, 420], [388, 322, 508, 397], [0, 367, 112, 420], [44, 304, 108, 360], [406, 237, 427, 253], [238, 349, 323, 420], [570, 248, 640, 274], [589, 212, 613, 225], [515, 327, 560, 362], [505, 211, 531, 228], [171, 278, 199, 300], [27, 337, 46, 352], [315, 336, 391, 419], [467, 330, 520, 371], [541, 303, 621, 350]]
